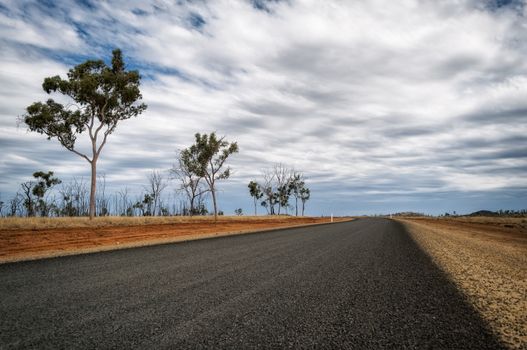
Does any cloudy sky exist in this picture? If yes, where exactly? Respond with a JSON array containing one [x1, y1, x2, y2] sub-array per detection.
[[0, 0, 526, 215]]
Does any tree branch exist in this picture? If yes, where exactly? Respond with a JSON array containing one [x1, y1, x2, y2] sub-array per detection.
[[96, 122, 115, 157], [67, 147, 91, 163], [94, 99, 109, 141]]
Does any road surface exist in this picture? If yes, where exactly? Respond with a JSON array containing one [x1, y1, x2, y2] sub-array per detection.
[[0, 218, 504, 349]]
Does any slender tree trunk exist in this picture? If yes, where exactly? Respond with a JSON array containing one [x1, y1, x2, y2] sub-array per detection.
[[302, 201, 305, 216], [89, 160, 97, 220], [254, 198, 257, 216], [190, 196, 195, 216], [211, 187, 218, 221], [295, 197, 298, 216]]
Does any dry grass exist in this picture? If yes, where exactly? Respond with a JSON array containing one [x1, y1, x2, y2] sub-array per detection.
[[0, 215, 323, 231], [414, 216, 527, 225]]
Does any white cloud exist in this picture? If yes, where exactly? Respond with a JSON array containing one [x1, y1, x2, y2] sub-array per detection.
[[0, 0, 526, 215]]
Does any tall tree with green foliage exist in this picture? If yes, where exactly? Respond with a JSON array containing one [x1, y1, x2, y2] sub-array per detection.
[[299, 186, 311, 216], [188, 132, 238, 220], [289, 172, 304, 216], [248, 180, 263, 216], [22, 49, 147, 219]]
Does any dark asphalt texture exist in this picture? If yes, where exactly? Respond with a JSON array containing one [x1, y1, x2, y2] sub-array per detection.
[[0, 218, 504, 349]]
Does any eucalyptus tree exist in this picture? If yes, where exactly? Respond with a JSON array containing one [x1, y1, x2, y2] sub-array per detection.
[[261, 169, 277, 215], [33, 171, 61, 216], [272, 163, 293, 215], [172, 148, 208, 216], [20, 171, 61, 217], [22, 49, 147, 219], [188, 132, 238, 220], [300, 186, 311, 216], [248, 180, 263, 216], [289, 172, 304, 216]]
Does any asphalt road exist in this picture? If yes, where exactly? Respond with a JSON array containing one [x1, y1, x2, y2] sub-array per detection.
[[0, 218, 504, 349]]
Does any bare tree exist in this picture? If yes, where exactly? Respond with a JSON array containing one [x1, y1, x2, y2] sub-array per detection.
[[117, 187, 132, 216], [272, 164, 293, 215], [72, 177, 89, 216], [20, 181, 36, 217], [146, 170, 168, 216], [261, 169, 277, 215], [59, 177, 89, 216], [96, 174, 110, 216], [9, 193, 23, 217]]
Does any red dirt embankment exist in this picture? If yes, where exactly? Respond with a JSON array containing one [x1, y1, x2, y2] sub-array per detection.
[[0, 216, 347, 263]]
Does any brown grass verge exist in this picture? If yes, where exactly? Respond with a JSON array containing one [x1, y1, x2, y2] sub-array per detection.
[[398, 217, 527, 349], [0, 216, 351, 264], [0, 215, 329, 230]]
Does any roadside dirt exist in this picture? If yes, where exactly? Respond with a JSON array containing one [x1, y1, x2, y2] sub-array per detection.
[[0, 217, 347, 264], [399, 217, 527, 349]]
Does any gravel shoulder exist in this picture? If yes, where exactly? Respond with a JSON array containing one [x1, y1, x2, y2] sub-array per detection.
[[398, 217, 527, 349]]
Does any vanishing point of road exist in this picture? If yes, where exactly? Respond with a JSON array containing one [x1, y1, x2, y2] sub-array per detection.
[[0, 219, 504, 349]]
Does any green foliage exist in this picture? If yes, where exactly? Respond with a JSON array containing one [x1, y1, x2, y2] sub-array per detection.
[[189, 132, 239, 180], [186, 132, 238, 219], [251, 168, 310, 216], [133, 193, 154, 216], [22, 49, 147, 219], [20, 171, 61, 217], [248, 180, 263, 200], [23, 49, 147, 156], [248, 180, 264, 215], [32, 171, 61, 199], [277, 184, 290, 208], [299, 186, 311, 216]]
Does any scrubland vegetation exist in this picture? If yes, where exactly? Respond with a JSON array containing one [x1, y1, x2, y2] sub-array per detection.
[[2, 49, 311, 220]]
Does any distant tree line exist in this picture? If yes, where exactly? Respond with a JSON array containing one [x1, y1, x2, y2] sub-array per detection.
[[1, 131, 240, 218], [9, 48, 242, 219], [8, 49, 311, 219], [248, 163, 311, 216]]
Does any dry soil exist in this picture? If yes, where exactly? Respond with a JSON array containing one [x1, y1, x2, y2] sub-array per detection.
[[399, 217, 527, 349], [0, 216, 346, 263]]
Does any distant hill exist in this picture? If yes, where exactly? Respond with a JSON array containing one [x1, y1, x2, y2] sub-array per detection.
[[467, 210, 498, 217], [391, 212, 426, 217]]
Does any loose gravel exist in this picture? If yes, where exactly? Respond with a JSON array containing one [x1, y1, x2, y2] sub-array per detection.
[[400, 218, 527, 349]]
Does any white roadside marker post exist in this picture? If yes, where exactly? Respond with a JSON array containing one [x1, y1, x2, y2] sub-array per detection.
[[331, 213, 333, 223]]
